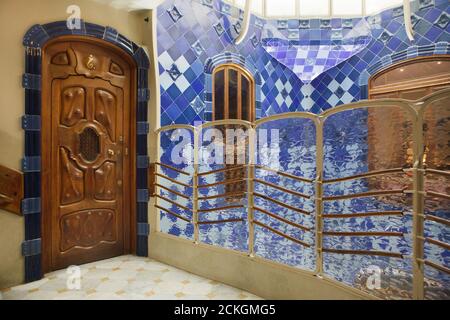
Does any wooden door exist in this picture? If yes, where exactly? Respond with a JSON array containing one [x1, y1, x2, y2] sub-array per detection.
[[42, 37, 135, 272]]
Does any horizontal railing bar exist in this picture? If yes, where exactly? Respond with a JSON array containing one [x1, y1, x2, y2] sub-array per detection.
[[199, 191, 246, 201], [156, 183, 190, 200], [426, 191, 450, 200], [323, 168, 406, 184], [322, 248, 403, 258], [198, 178, 246, 188], [155, 173, 192, 188], [253, 206, 310, 232], [425, 214, 450, 226], [254, 178, 311, 199], [426, 237, 450, 251], [155, 205, 191, 223], [425, 168, 450, 177], [254, 220, 311, 248], [198, 205, 244, 213], [424, 260, 450, 275], [198, 218, 245, 225], [323, 231, 403, 237], [323, 189, 405, 201], [254, 192, 310, 215], [156, 195, 192, 212], [255, 165, 314, 183], [155, 162, 190, 176], [198, 165, 248, 177], [323, 211, 404, 218]]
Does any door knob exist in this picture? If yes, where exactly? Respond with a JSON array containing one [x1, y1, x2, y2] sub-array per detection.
[[108, 149, 115, 156]]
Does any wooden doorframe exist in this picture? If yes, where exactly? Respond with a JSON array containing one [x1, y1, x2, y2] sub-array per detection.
[[40, 35, 137, 273]]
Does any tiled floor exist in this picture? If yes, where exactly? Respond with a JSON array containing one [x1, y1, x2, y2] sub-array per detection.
[[0, 256, 261, 300]]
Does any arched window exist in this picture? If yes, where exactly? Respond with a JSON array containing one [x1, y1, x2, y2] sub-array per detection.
[[369, 55, 450, 99], [367, 55, 450, 193], [212, 64, 255, 201], [213, 64, 255, 122]]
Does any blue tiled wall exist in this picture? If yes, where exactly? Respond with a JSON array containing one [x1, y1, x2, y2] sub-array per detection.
[[157, 0, 449, 125]]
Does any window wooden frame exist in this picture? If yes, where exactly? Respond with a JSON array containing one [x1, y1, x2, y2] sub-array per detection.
[[212, 63, 255, 122]]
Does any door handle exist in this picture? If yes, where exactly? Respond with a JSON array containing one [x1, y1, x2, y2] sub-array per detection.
[[108, 149, 115, 157]]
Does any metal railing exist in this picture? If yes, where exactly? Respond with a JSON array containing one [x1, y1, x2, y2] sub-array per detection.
[[153, 88, 450, 300]]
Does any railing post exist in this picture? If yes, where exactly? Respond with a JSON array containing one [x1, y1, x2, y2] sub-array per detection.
[[248, 126, 256, 257], [193, 127, 200, 244], [154, 131, 161, 233], [315, 117, 324, 276], [412, 105, 425, 300]]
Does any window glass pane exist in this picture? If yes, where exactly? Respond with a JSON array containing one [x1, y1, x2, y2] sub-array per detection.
[[229, 69, 238, 119], [251, 0, 264, 15], [266, 0, 296, 17], [241, 76, 250, 121], [332, 0, 363, 16], [299, 0, 330, 17], [236, 0, 264, 15], [214, 70, 225, 120], [365, 0, 403, 15]]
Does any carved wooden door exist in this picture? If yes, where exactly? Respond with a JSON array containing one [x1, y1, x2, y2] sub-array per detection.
[[42, 38, 134, 271]]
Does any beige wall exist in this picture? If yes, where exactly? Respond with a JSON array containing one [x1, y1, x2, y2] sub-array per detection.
[[0, 0, 147, 289]]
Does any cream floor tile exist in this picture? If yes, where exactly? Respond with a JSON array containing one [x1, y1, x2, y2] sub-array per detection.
[[95, 279, 129, 293], [1, 256, 262, 300]]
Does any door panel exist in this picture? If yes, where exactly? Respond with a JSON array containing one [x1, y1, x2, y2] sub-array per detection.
[[42, 37, 134, 271]]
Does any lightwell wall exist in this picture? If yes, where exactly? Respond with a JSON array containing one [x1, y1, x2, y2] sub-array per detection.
[[157, 0, 449, 122], [0, 0, 145, 289]]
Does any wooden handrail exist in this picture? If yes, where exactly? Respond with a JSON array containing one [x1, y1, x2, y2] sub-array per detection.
[[426, 237, 450, 251], [254, 192, 310, 215], [156, 183, 190, 200], [254, 220, 311, 248], [254, 178, 311, 199], [156, 194, 192, 212], [155, 172, 191, 188], [198, 165, 248, 177], [424, 260, 450, 275], [155, 205, 191, 223], [0, 164, 23, 216], [425, 214, 450, 226], [253, 206, 310, 232], [323, 211, 404, 218], [323, 231, 403, 237], [426, 191, 450, 200], [425, 168, 450, 177], [323, 168, 406, 184], [198, 178, 246, 189], [198, 218, 245, 225], [254, 165, 314, 183], [323, 189, 405, 201], [198, 205, 244, 213], [322, 248, 403, 258], [199, 191, 246, 201], [155, 162, 191, 176]]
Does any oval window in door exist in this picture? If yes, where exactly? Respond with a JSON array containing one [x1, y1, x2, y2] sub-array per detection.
[[79, 127, 100, 162]]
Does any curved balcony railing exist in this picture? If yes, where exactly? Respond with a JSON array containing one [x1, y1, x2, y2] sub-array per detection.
[[153, 88, 450, 300]]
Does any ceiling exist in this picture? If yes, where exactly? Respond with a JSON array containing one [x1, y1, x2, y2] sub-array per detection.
[[224, 0, 406, 18], [91, 0, 407, 17]]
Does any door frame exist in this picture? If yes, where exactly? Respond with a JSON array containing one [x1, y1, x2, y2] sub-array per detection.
[[22, 21, 150, 282], [41, 35, 137, 273]]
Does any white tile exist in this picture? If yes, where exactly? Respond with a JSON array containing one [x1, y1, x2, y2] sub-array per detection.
[[159, 51, 174, 70]]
